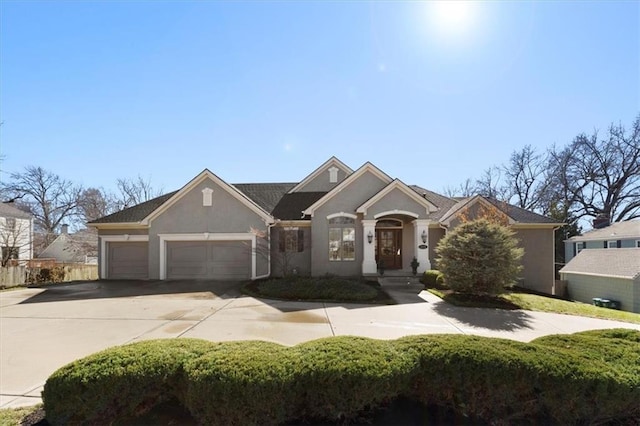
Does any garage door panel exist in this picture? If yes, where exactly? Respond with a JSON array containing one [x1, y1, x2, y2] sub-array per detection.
[[166, 241, 251, 280], [109, 242, 148, 279]]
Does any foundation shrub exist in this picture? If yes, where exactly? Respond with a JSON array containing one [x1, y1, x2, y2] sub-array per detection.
[[42, 329, 640, 425], [421, 269, 445, 288]]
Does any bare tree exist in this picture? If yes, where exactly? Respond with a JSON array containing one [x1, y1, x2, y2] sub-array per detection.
[[115, 175, 163, 209], [503, 145, 553, 213], [80, 187, 117, 224], [443, 178, 476, 198], [549, 115, 640, 223], [1, 166, 83, 247], [474, 167, 510, 200]]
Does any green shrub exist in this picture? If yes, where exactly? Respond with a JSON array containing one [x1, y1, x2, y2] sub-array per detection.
[[436, 219, 523, 295], [421, 269, 445, 288], [242, 277, 386, 302], [43, 329, 640, 425]]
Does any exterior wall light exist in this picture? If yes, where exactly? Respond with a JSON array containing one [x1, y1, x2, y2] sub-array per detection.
[[367, 230, 373, 244], [421, 229, 428, 244]]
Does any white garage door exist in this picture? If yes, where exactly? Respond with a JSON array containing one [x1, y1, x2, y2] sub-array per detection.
[[166, 241, 251, 280], [108, 242, 149, 279]]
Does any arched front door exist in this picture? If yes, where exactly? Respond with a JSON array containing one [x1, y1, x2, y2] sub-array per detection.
[[376, 219, 402, 269]]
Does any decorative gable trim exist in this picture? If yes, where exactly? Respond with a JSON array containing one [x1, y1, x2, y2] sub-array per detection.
[[141, 169, 274, 225], [356, 179, 438, 217], [288, 156, 353, 193], [302, 162, 393, 217], [439, 195, 515, 226]]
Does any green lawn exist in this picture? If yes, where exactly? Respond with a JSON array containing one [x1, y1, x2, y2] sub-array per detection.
[[428, 288, 640, 325], [0, 405, 43, 426]]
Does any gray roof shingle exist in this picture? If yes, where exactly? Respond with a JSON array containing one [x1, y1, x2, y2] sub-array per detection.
[[0, 202, 32, 219], [88, 191, 178, 224], [272, 192, 327, 220], [568, 220, 640, 241], [483, 197, 560, 224], [233, 183, 296, 213], [560, 248, 640, 279]]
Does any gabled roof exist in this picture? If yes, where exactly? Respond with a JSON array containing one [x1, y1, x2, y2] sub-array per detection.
[[287, 156, 353, 193], [0, 202, 32, 219], [233, 183, 296, 213], [560, 248, 640, 279], [142, 169, 274, 225], [438, 195, 561, 226], [302, 162, 393, 216], [356, 179, 438, 217], [567, 220, 640, 242], [483, 198, 561, 225], [272, 192, 327, 220], [37, 229, 98, 262], [89, 192, 178, 224]]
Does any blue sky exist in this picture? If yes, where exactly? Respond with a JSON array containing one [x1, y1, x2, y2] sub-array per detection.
[[1, 1, 638, 195]]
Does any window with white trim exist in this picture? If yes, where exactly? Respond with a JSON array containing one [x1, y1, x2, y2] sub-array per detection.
[[576, 242, 584, 253], [328, 216, 355, 261], [607, 240, 617, 249], [279, 227, 304, 252]]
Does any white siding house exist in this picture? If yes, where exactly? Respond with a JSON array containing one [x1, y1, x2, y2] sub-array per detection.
[[0, 203, 33, 265], [560, 248, 640, 314]]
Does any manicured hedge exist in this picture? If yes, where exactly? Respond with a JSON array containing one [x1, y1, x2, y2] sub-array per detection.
[[43, 329, 640, 425], [420, 269, 445, 288]]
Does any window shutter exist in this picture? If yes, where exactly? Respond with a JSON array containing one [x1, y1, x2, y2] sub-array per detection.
[[573, 243, 576, 257], [297, 229, 304, 252], [617, 240, 622, 248], [279, 230, 285, 252], [603, 241, 607, 248]]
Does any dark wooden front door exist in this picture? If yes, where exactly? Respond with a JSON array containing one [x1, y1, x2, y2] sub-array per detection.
[[376, 229, 402, 269]]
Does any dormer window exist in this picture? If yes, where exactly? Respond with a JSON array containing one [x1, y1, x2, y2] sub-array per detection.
[[202, 187, 214, 206], [328, 167, 339, 183]]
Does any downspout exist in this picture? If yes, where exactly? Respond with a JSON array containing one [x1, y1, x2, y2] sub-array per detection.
[[552, 225, 562, 295]]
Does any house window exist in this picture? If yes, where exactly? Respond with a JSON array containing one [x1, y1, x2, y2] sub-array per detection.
[[636, 240, 640, 248], [607, 240, 617, 249], [5, 218, 16, 231], [2, 246, 19, 261], [328, 216, 355, 261], [576, 242, 584, 253], [279, 228, 304, 252]]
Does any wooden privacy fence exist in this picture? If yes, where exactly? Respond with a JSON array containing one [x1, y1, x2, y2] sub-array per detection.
[[0, 264, 98, 288]]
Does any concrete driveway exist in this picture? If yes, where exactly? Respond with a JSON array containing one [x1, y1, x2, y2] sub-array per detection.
[[1, 280, 639, 408]]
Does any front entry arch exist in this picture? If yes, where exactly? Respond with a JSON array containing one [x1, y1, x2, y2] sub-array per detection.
[[376, 219, 402, 270]]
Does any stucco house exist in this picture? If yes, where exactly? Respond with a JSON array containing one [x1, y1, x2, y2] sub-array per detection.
[[37, 225, 98, 264], [560, 248, 640, 313], [89, 157, 562, 293], [564, 219, 640, 263], [0, 202, 33, 266]]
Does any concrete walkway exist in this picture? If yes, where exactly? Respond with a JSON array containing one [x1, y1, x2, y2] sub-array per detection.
[[1, 280, 638, 408]]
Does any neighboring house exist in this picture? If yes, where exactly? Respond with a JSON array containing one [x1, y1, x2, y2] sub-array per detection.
[[37, 225, 98, 264], [0, 202, 33, 266], [560, 248, 640, 313], [89, 157, 562, 293], [564, 220, 640, 263]]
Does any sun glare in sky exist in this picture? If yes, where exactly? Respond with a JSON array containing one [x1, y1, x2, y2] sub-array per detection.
[[426, 0, 480, 42]]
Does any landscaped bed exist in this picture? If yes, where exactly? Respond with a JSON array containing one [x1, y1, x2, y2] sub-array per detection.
[[31, 329, 640, 425], [242, 276, 394, 304]]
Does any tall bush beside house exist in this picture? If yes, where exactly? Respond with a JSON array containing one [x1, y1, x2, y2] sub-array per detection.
[[436, 219, 523, 295]]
